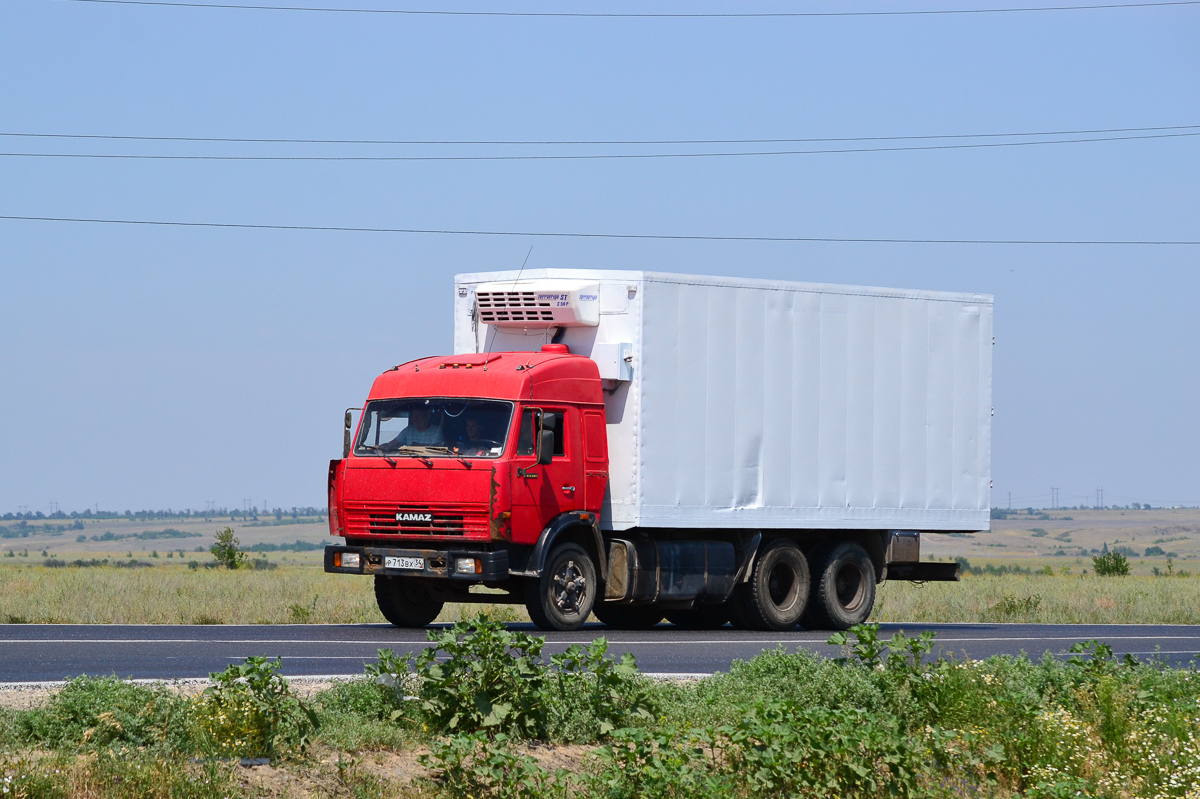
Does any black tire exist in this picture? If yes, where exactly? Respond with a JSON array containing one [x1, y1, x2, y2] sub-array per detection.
[[592, 603, 664, 629], [525, 543, 597, 631], [732, 540, 810, 631], [797, 543, 830, 630], [665, 604, 731, 630], [807, 541, 877, 630], [374, 575, 444, 628]]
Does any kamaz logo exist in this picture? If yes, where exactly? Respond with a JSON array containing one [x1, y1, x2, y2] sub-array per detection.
[[396, 512, 433, 523]]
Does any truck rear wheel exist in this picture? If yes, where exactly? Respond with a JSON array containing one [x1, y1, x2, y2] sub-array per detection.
[[525, 543, 597, 632], [592, 603, 664, 629], [665, 604, 731, 629], [806, 541, 876, 630], [374, 575, 444, 628], [732, 540, 810, 631]]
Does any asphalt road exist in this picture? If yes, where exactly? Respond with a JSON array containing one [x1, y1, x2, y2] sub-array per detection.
[[2, 622, 1199, 683]]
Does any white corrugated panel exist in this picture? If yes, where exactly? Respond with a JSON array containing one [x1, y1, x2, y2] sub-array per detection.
[[454, 270, 992, 533]]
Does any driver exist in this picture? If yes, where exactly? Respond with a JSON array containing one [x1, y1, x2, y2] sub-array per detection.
[[453, 416, 493, 456], [387, 405, 444, 448]]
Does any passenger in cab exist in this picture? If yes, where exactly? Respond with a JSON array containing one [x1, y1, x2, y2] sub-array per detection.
[[387, 406, 444, 448]]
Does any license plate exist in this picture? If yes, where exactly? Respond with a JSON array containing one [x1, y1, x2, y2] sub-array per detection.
[[385, 556, 424, 571]]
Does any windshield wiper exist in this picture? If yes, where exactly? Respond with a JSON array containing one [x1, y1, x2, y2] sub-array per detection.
[[357, 445, 399, 466], [396, 448, 434, 467]]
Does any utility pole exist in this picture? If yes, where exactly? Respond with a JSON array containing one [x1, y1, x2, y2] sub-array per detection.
[[1008, 491, 1012, 510], [1051, 488, 1059, 510]]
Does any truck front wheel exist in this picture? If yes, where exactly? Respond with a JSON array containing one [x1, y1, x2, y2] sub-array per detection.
[[806, 541, 876, 630], [732, 540, 810, 631], [525, 543, 597, 631], [374, 575, 444, 628]]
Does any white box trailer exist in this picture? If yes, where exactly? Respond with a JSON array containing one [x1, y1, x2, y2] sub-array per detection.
[[454, 269, 992, 537]]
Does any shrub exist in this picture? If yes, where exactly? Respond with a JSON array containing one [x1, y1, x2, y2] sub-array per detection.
[[586, 726, 716, 798], [413, 617, 550, 738], [547, 639, 654, 741], [420, 732, 574, 799], [21, 676, 190, 751], [986, 594, 1043, 621], [721, 700, 930, 797], [650, 645, 889, 732], [371, 614, 649, 742], [209, 527, 245, 570], [1092, 551, 1130, 576], [309, 677, 414, 751], [192, 656, 317, 759]]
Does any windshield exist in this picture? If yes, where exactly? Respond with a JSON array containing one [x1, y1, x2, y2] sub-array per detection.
[[354, 398, 514, 459]]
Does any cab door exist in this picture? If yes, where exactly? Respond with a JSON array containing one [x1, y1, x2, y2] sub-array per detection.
[[582, 410, 609, 512], [510, 406, 581, 542]]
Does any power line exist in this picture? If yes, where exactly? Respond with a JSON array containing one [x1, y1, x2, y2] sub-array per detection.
[[3, 131, 1197, 162], [2, 214, 1197, 245], [3, 124, 1197, 147], [61, 0, 1200, 17]]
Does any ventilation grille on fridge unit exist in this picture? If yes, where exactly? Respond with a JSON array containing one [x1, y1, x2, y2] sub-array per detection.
[[472, 281, 600, 328], [475, 291, 557, 324]]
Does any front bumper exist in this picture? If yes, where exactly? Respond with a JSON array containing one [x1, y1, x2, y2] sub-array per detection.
[[323, 544, 509, 581]]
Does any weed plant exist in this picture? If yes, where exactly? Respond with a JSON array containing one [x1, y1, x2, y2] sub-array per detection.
[[415, 619, 1200, 799], [309, 676, 416, 751], [20, 677, 191, 751], [191, 656, 318, 758], [364, 616, 652, 742], [5, 615, 1200, 798]]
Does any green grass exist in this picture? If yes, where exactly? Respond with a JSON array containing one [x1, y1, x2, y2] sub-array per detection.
[[0, 563, 525, 624], [3, 617, 1200, 798], [873, 572, 1200, 625], [4, 561, 1197, 625]]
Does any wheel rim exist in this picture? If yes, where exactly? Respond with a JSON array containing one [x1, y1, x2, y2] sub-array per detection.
[[766, 560, 799, 610], [834, 562, 866, 611], [552, 558, 588, 614]]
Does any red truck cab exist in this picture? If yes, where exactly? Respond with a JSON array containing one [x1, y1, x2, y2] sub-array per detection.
[[325, 344, 609, 630]]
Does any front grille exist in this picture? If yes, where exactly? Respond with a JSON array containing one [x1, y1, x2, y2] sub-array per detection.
[[342, 502, 490, 539]]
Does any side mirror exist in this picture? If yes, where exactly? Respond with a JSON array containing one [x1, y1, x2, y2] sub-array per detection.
[[537, 429, 554, 465], [343, 408, 357, 459]]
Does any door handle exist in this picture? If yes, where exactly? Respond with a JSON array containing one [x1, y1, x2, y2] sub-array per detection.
[[562, 485, 576, 494]]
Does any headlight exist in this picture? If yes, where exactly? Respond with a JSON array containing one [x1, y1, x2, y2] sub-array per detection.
[[335, 552, 360, 569], [455, 557, 481, 575]]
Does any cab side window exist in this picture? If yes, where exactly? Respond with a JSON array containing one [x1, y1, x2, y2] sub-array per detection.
[[544, 411, 565, 457], [517, 409, 540, 456], [516, 408, 565, 458]]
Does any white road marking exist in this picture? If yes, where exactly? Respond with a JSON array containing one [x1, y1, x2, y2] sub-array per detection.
[[2, 635, 1199, 646]]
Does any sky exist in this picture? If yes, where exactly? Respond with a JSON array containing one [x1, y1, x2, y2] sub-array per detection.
[[1, 0, 1197, 513]]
